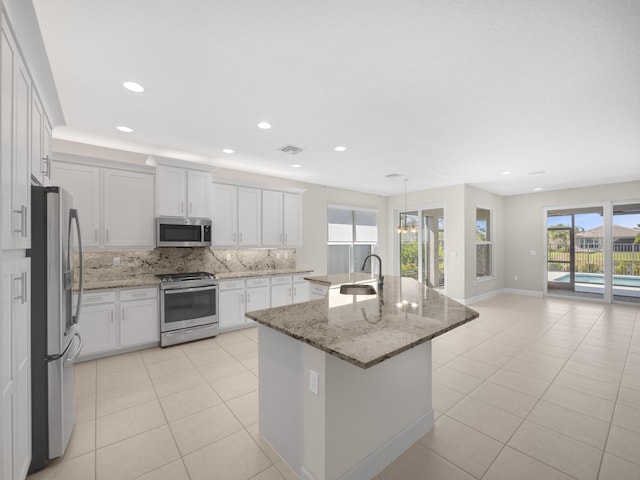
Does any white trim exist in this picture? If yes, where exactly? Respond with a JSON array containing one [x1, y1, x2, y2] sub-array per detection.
[[463, 289, 502, 305], [502, 288, 544, 297], [212, 175, 306, 194], [53, 152, 156, 174]]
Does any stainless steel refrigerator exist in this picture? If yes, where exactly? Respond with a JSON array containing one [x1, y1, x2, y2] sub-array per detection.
[[28, 186, 84, 473]]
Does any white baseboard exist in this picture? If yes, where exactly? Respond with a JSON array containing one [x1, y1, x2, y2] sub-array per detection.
[[502, 288, 543, 297], [464, 288, 544, 305]]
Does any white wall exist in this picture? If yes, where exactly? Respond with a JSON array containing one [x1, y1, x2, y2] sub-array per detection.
[[503, 180, 640, 294]]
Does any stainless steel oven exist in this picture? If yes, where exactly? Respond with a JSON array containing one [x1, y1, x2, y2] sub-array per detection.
[[158, 272, 218, 346]]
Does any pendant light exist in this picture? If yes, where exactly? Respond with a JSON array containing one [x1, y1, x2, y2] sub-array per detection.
[[396, 179, 418, 234]]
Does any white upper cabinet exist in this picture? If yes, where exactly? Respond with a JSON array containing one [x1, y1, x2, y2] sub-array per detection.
[[1, 19, 32, 250], [283, 193, 301, 246], [238, 187, 261, 246], [103, 169, 155, 248], [211, 183, 238, 245], [156, 166, 185, 217], [212, 185, 262, 247], [261, 190, 302, 247], [262, 190, 284, 246], [187, 170, 212, 218], [30, 89, 52, 186], [50, 162, 101, 247], [156, 165, 212, 219], [52, 161, 155, 249], [213, 182, 302, 248]]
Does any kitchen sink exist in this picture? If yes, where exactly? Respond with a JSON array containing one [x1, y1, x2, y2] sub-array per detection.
[[339, 284, 377, 295]]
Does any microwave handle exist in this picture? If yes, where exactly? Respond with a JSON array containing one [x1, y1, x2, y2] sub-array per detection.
[[164, 285, 217, 295]]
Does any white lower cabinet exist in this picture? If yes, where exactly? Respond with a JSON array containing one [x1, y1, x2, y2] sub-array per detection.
[[218, 280, 247, 331], [1, 257, 31, 480], [270, 276, 292, 308], [76, 287, 158, 359], [293, 275, 310, 303], [80, 301, 117, 357]]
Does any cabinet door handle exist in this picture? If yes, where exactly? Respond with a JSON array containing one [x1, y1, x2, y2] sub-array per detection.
[[181, 201, 184, 213], [241, 294, 244, 304], [239, 232, 243, 243], [247, 293, 251, 303], [122, 310, 125, 321], [284, 234, 287, 243], [110, 311, 114, 323], [189, 202, 193, 214], [13, 205, 27, 237], [106, 229, 109, 242], [279, 234, 282, 242], [131, 292, 147, 297], [41, 154, 50, 176], [233, 233, 236, 242], [13, 272, 27, 304]]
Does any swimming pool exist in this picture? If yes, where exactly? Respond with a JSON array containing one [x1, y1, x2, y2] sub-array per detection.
[[554, 273, 640, 287]]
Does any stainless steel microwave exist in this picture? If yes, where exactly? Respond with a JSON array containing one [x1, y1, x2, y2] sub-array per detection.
[[156, 217, 212, 247]]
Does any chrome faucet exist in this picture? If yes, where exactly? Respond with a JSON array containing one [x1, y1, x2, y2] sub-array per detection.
[[361, 254, 383, 290]]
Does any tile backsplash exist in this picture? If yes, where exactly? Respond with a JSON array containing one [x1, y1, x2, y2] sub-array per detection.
[[77, 248, 296, 283]]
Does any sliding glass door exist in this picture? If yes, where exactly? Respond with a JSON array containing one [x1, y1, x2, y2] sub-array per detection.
[[546, 207, 604, 299], [612, 203, 640, 303], [546, 203, 640, 303], [399, 208, 445, 289]]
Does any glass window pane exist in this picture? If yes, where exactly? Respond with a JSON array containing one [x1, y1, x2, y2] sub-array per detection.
[[477, 244, 492, 277], [354, 245, 374, 272], [328, 245, 351, 274], [476, 208, 491, 242], [328, 208, 353, 242], [355, 210, 377, 242]]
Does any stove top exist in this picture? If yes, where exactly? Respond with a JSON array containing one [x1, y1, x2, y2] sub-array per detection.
[[156, 272, 217, 282]]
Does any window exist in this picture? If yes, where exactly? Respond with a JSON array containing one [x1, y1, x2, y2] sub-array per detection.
[[476, 208, 492, 278], [328, 207, 377, 274]]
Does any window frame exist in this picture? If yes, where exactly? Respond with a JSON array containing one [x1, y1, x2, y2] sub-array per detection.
[[476, 207, 494, 281], [327, 205, 378, 275]]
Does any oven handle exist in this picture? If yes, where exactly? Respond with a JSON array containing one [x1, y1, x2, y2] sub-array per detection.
[[164, 285, 217, 295]]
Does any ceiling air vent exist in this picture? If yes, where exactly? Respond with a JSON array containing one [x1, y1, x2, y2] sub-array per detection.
[[385, 173, 403, 179], [279, 145, 304, 155]]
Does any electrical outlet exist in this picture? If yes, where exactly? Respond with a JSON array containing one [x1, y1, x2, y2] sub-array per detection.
[[113, 257, 120, 266], [276, 252, 281, 259], [530, 250, 537, 256], [514, 275, 518, 281], [225, 253, 231, 261], [309, 369, 319, 396]]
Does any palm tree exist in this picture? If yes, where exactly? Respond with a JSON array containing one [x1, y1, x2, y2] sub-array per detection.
[[635, 224, 640, 244]]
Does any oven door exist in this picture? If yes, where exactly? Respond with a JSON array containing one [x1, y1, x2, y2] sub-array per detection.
[[161, 284, 218, 332]]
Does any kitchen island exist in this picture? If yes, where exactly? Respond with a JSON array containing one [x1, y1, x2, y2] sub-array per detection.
[[245, 275, 479, 480]]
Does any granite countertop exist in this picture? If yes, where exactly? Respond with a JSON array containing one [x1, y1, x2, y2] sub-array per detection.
[[80, 274, 160, 291], [216, 268, 314, 280], [79, 268, 314, 291], [246, 275, 479, 369]]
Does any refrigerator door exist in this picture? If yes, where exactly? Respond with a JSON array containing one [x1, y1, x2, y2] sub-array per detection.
[[46, 188, 75, 357], [47, 331, 81, 458]]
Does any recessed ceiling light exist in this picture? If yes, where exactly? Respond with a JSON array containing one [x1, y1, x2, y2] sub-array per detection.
[[334, 146, 347, 152], [116, 125, 134, 133], [533, 187, 543, 191], [122, 81, 144, 93], [291, 164, 301, 168], [257, 122, 272, 129], [501, 171, 511, 175], [222, 149, 234, 154]]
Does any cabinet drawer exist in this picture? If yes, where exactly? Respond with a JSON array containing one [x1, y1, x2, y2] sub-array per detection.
[[293, 274, 310, 283], [75, 291, 116, 307], [246, 277, 269, 288], [120, 287, 158, 302], [218, 280, 245, 291], [271, 275, 292, 286]]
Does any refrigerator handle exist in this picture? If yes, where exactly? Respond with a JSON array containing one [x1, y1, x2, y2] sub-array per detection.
[[70, 209, 84, 325]]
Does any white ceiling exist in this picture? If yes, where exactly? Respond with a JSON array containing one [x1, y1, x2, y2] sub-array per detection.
[[33, 0, 640, 196]]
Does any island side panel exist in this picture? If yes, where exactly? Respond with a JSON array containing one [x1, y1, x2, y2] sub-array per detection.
[[324, 342, 433, 480], [258, 325, 304, 473]]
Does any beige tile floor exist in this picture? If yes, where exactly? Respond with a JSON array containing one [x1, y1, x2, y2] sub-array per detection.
[[28, 294, 640, 480]]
